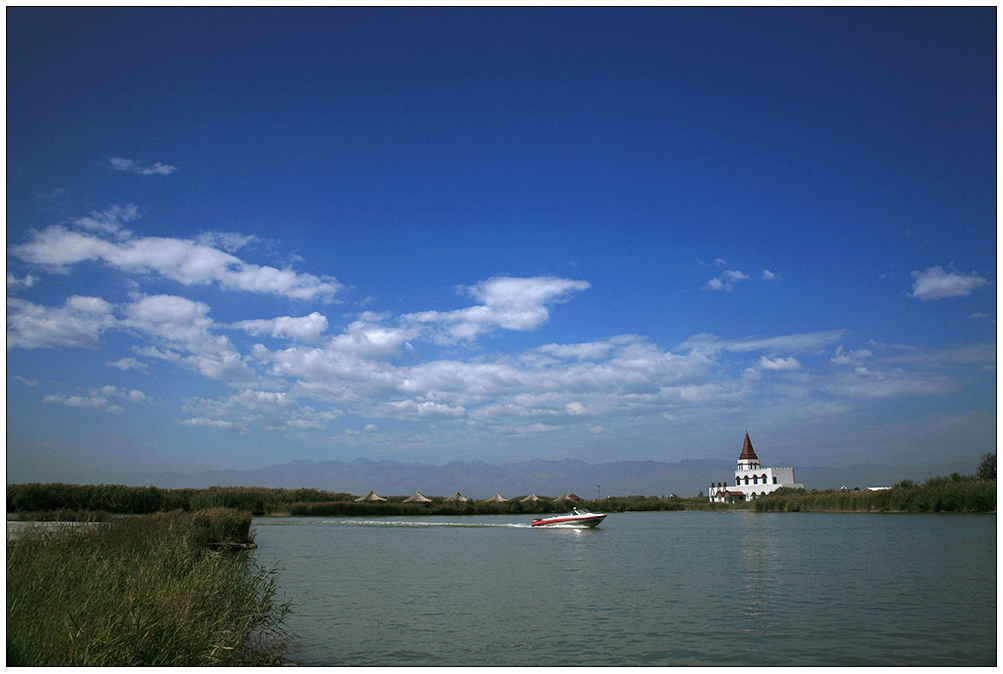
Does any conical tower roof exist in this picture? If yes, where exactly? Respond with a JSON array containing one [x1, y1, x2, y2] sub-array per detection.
[[739, 432, 758, 461]]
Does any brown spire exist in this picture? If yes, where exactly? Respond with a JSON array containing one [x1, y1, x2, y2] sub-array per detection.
[[739, 431, 758, 461]]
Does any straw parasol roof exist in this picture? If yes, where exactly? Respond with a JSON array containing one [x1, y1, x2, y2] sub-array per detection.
[[553, 493, 570, 503], [445, 492, 469, 502], [355, 490, 386, 502], [519, 494, 540, 503], [403, 491, 432, 503], [484, 492, 508, 503]]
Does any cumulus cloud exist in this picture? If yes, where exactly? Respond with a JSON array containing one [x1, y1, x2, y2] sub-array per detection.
[[909, 266, 988, 300], [10, 207, 342, 301], [704, 269, 749, 291], [109, 157, 177, 175], [124, 294, 252, 382], [762, 269, 778, 280], [403, 276, 590, 343], [7, 296, 117, 350], [232, 312, 330, 342]]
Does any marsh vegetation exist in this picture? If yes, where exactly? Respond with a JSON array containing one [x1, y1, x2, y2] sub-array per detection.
[[752, 454, 996, 513], [6, 508, 291, 666]]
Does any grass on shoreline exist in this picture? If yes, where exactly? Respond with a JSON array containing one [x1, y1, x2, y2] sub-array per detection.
[[751, 477, 996, 513], [7, 508, 291, 666]]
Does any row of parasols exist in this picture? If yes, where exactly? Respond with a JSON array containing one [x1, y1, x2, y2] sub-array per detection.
[[354, 490, 584, 504]]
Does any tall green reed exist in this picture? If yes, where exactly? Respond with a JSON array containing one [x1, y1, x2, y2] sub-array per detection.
[[7, 509, 291, 666]]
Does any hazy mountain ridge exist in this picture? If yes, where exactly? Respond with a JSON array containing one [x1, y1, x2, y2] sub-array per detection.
[[135, 458, 977, 499]]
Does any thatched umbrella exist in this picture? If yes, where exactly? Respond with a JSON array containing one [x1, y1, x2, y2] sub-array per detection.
[[484, 492, 508, 503], [445, 492, 469, 502], [403, 491, 432, 503], [519, 494, 540, 503], [355, 490, 386, 502]]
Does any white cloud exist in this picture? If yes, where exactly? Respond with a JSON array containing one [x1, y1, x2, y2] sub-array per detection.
[[108, 357, 149, 372], [909, 266, 988, 300], [11, 208, 342, 301], [73, 204, 139, 236], [830, 345, 873, 366], [762, 269, 778, 280], [677, 330, 845, 356], [179, 417, 246, 433], [7, 296, 117, 350], [756, 356, 802, 371], [704, 269, 749, 292], [7, 273, 38, 290], [180, 388, 343, 432], [233, 312, 330, 342], [42, 385, 150, 413], [109, 157, 177, 176], [195, 231, 260, 253], [124, 294, 252, 382], [403, 276, 590, 343], [821, 370, 953, 398]]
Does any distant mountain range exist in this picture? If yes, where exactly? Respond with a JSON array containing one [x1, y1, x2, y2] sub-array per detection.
[[138, 457, 975, 499]]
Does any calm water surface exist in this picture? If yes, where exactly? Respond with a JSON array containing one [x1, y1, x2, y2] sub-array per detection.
[[252, 511, 996, 666]]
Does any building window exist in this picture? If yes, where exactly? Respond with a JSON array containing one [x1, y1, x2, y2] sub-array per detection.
[[773, 477, 777, 484]]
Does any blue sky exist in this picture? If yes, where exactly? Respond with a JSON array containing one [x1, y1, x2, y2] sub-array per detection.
[[7, 8, 996, 484]]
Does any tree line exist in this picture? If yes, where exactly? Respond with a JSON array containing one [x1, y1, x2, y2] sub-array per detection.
[[6, 483, 705, 517], [6, 483, 353, 516]]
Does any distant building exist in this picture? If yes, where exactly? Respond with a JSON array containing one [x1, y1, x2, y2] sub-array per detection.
[[708, 432, 804, 503], [403, 491, 432, 503]]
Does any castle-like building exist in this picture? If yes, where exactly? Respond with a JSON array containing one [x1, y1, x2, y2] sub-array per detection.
[[708, 432, 803, 502]]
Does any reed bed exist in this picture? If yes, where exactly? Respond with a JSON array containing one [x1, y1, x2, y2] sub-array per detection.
[[752, 479, 996, 513], [7, 509, 291, 666]]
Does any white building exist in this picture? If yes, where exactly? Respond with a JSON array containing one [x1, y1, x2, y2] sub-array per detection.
[[708, 432, 804, 502]]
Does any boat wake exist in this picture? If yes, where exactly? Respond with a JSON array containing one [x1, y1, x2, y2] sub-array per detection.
[[319, 519, 533, 529]]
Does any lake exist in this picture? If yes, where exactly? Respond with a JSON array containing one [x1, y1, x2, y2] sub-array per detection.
[[251, 511, 996, 666]]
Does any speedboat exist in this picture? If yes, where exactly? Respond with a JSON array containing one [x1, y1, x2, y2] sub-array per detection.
[[531, 507, 606, 528]]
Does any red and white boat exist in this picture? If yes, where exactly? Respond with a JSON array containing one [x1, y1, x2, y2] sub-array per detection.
[[531, 507, 606, 528]]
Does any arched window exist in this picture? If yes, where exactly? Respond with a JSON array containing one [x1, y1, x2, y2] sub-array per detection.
[[752, 475, 758, 484], [762, 474, 768, 483]]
